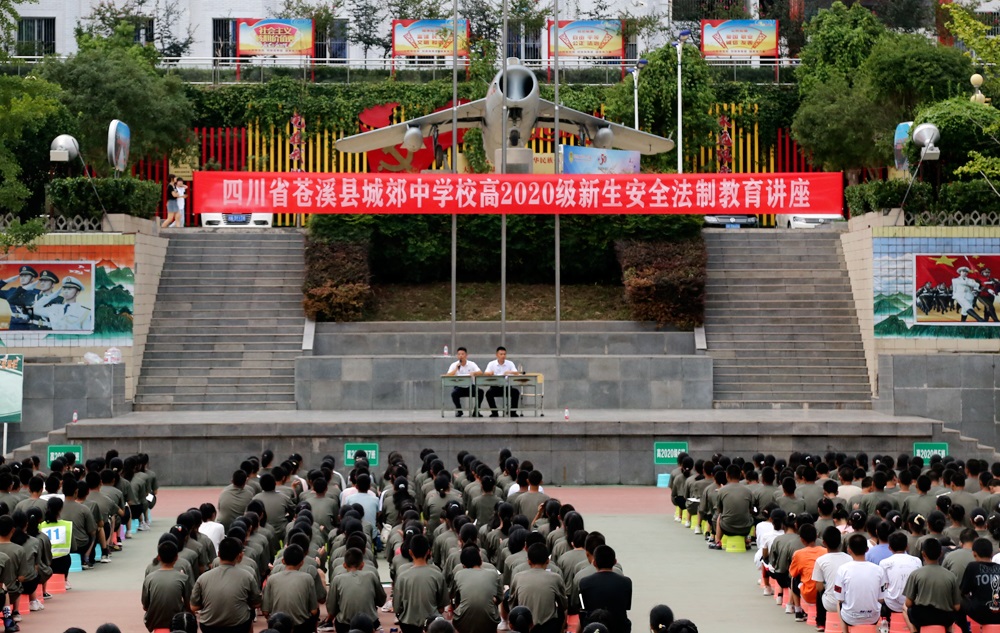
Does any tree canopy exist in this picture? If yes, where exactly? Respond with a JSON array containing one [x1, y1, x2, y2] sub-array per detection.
[[38, 24, 192, 173]]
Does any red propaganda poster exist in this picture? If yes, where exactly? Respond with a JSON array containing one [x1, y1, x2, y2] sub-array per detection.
[[192, 171, 844, 216], [913, 254, 1000, 325]]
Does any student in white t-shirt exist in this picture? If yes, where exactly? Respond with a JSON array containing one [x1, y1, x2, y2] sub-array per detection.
[[813, 526, 852, 631], [879, 531, 922, 626], [833, 533, 888, 627], [198, 502, 225, 552], [445, 347, 483, 417]]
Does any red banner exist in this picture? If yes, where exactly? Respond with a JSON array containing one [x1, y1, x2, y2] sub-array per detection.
[[192, 171, 843, 215]]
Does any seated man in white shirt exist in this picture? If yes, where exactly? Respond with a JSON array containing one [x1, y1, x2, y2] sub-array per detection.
[[446, 347, 484, 417], [484, 346, 521, 417]]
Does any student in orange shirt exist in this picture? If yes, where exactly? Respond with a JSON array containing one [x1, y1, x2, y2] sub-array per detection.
[[789, 523, 828, 623]]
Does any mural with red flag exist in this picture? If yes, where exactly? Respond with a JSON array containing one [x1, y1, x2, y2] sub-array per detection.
[[359, 101, 468, 173], [913, 254, 1000, 325]]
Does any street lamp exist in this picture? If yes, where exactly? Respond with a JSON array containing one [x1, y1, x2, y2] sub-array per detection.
[[676, 29, 691, 174], [629, 58, 649, 130], [971, 73, 989, 105]]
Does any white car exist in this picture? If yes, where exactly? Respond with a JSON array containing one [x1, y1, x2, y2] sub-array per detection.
[[200, 212, 273, 227], [775, 213, 845, 229]]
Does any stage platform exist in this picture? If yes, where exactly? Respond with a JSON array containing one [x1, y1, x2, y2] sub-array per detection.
[[18, 408, 994, 486]]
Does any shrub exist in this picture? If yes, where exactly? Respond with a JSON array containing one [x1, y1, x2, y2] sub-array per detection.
[[303, 282, 371, 321], [615, 237, 706, 329], [844, 180, 933, 216], [937, 180, 1000, 216], [302, 237, 372, 322], [45, 177, 161, 220]]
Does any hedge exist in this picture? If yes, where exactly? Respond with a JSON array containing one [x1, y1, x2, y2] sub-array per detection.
[[307, 214, 704, 285], [45, 177, 161, 220], [615, 237, 707, 329], [845, 179, 1000, 217], [302, 238, 372, 321], [843, 179, 933, 216]]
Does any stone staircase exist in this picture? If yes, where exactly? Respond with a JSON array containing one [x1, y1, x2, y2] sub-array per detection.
[[704, 229, 872, 410], [134, 229, 305, 411]]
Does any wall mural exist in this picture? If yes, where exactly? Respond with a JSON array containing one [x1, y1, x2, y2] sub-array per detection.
[[0, 239, 134, 348], [874, 235, 1000, 339]]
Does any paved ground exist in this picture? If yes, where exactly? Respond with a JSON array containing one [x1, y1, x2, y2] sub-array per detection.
[[39, 485, 801, 633]]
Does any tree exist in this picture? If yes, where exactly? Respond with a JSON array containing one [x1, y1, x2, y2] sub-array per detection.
[[39, 26, 192, 173], [910, 97, 1000, 179], [348, 0, 390, 60], [0, 218, 47, 256], [276, 0, 346, 58], [0, 76, 69, 215], [0, 0, 36, 60], [77, 0, 194, 57], [796, 1, 886, 98], [859, 33, 971, 122], [603, 42, 717, 172], [791, 73, 887, 178]]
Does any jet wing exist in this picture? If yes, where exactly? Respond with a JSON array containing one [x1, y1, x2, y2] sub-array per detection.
[[535, 100, 675, 155], [335, 99, 488, 153]]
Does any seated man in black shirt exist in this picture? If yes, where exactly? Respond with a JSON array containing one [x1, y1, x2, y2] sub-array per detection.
[[579, 545, 633, 633]]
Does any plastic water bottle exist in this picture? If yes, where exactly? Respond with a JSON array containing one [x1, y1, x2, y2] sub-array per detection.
[[564, 408, 569, 420], [72, 410, 78, 424], [877, 618, 889, 633], [443, 345, 449, 356]]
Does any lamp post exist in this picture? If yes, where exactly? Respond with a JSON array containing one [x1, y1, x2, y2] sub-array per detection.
[[971, 73, 989, 105], [676, 29, 690, 174], [630, 58, 648, 130]]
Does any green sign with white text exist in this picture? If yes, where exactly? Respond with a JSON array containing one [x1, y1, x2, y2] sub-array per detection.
[[345, 443, 379, 466], [913, 442, 948, 459], [654, 441, 688, 465], [47, 444, 83, 466]]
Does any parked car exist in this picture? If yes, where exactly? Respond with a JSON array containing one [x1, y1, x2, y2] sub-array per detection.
[[775, 213, 845, 229], [703, 214, 759, 228]]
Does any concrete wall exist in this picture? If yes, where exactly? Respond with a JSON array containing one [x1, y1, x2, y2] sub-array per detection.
[[14, 362, 128, 452], [876, 353, 1000, 449], [64, 414, 947, 486], [841, 211, 903, 395], [296, 355, 714, 410]]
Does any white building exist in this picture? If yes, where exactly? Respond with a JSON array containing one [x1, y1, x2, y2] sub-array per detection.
[[11, 0, 666, 63]]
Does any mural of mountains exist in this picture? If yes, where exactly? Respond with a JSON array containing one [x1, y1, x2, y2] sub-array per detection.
[[873, 292, 911, 316], [874, 314, 912, 337], [107, 267, 134, 285]]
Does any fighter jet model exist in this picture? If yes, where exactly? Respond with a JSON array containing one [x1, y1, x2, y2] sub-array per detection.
[[335, 58, 675, 167]]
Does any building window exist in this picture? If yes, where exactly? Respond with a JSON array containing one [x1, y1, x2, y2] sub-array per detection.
[[16, 17, 55, 56], [133, 18, 154, 46], [213, 18, 237, 59], [315, 19, 348, 61], [507, 24, 542, 62], [625, 34, 637, 61]]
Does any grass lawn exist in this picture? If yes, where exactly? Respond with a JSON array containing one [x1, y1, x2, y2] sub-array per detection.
[[370, 282, 631, 321]]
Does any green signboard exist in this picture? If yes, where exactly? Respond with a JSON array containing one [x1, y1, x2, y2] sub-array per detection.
[[913, 442, 948, 459], [47, 444, 83, 467], [654, 441, 688, 466], [0, 355, 24, 424], [345, 443, 379, 467]]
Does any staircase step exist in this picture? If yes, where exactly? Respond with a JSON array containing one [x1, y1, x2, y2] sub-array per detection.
[[714, 390, 871, 400], [137, 231, 306, 411], [713, 400, 873, 410]]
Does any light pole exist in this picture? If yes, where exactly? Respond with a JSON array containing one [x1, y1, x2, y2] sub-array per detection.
[[630, 58, 648, 130], [971, 73, 989, 105], [676, 29, 690, 174]]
